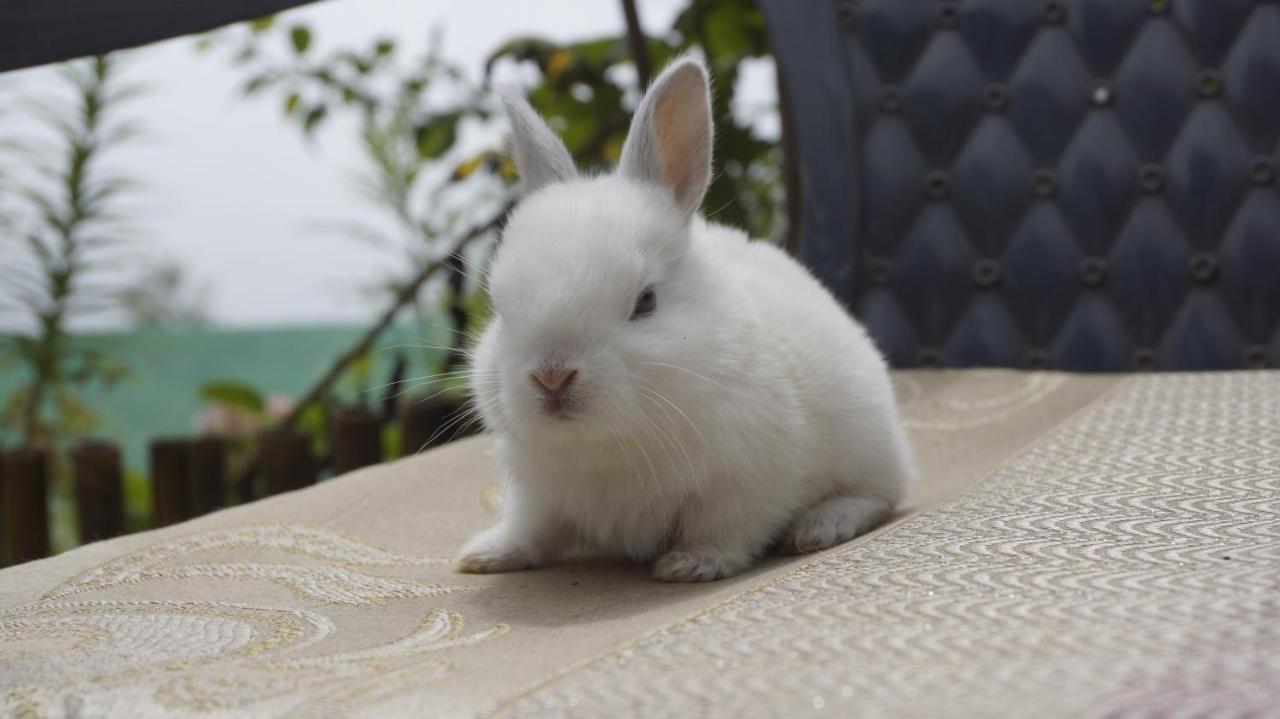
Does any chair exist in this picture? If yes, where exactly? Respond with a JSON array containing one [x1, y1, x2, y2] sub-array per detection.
[[760, 0, 1280, 371]]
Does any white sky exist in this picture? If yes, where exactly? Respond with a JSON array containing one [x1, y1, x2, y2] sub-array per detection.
[[0, 0, 776, 329]]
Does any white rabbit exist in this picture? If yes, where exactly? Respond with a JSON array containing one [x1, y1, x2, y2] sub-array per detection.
[[457, 57, 915, 582]]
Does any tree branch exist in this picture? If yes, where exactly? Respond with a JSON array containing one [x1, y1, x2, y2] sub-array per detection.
[[232, 200, 513, 493], [272, 200, 513, 433], [620, 0, 652, 88]]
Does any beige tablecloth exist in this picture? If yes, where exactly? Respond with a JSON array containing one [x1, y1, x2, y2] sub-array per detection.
[[1, 370, 1276, 717]]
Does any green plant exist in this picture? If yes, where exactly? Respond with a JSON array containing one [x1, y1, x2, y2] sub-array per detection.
[[195, 1, 783, 452], [475, 0, 783, 241], [205, 20, 506, 376], [0, 55, 143, 447]]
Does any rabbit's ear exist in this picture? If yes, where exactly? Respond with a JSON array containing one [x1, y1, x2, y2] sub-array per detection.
[[618, 57, 713, 217], [500, 88, 578, 195]]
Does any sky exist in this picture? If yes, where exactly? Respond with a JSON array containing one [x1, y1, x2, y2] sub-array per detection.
[[1, 0, 779, 329]]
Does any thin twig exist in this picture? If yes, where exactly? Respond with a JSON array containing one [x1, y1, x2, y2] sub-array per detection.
[[234, 200, 512, 491], [620, 0, 652, 88], [275, 200, 512, 432]]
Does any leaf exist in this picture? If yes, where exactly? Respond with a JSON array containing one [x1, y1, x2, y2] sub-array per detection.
[[296, 402, 327, 446], [290, 26, 312, 55], [249, 15, 276, 33], [415, 113, 460, 160], [569, 37, 622, 67], [284, 92, 300, 116], [450, 152, 490, 182], [381, 422, 402, 460], [200, 380, 265, 414], [545, 49, 574, 83], [375, 39, 395, 56], [303, 105, 327, 135], [243, 73, 274, 96], [483, 37, 558, 79]]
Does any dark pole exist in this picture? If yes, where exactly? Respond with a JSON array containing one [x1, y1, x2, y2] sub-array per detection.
[[72, 441, 125, 542], [330, 405, 383, 475], [150, 438, 191, 527], [621, 0, 653, 88], [186, 437, 227, 517], [259, 429, 316, 495], [3, 447, 51, 564]]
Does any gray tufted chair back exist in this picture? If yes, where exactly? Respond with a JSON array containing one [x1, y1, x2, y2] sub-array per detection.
[[759, 0, 1280, 371]]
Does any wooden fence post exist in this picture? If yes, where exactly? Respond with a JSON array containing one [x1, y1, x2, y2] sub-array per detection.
[[330, 405, 382, 475], [151, 438, 190, 527], [72, 441, 124, 543], [259, 429, 316, 496], [399, 394, 476, 457], [2, 447, 51, 564], [186, 437, 226, 518]]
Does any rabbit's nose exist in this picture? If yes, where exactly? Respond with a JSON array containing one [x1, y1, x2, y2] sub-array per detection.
[[530, 367, 578, 396]]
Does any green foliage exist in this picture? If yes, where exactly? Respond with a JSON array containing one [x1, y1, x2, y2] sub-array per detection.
[[336, 351, 374, 398], [0, 55, 143, 447], [290, 25, 312, 55], [200, 380, 266, 415], [480, 0, 783, 239], [122, 468, 153, 533], [206, 0, 783, 414], [215, 0, 784, 255], [208, 23, 496, 255], [206, 22, 504, 390], [380, 421, 402, 462]]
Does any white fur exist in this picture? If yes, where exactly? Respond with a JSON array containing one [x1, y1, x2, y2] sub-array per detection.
[[457, 58, 916, 582]]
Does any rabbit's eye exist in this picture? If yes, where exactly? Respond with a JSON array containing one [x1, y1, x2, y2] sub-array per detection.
[[630, 286, 657, 320]]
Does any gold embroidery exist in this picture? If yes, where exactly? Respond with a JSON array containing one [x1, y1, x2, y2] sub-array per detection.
[[2, 526, 507, 717], [47, 524, 452, 601]]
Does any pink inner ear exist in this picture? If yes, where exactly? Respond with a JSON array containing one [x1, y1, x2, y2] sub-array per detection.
[[653, 73, 709, 210]]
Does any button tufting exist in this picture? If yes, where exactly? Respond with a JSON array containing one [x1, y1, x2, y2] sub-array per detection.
[[924, 171, 950, 199], [1139, 164, 1165, 193], [1188, 253, 1218, 284], [936, 3, 960, 29], [1031, 169, 1057, 198], [972, 259, 1001, 288], [1195, 69, 1222, 98], [1133, 349, 1157, 371], [1078, 257, 1108, 287], [1043, 0, 1066, 24], [984, 84, 1008, 112], [1248, 156, 1275, 185], [867, 257, 892, 286], [787, 0, 1280, 372], [879, 87, 901, 114], [836, 0, 857, 32], [1090, 80, 1114, 107]]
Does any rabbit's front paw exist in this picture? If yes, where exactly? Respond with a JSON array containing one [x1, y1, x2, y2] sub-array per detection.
[[455, 546, 535, 574], [456, 530, 538, 574], [652, 549, 745, 582]]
